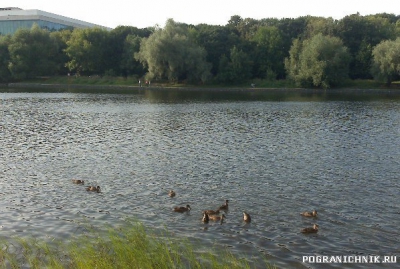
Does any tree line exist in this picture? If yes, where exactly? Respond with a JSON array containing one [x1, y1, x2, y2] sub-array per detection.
[[0, 13, 400, 88]]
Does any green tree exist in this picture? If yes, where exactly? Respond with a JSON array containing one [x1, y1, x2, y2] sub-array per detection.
[[303, 16, 338, 39], [135, 19, 211, 83], [284, 38, 304, 84], [65, 27, 111, 75], [338, 13, 396, 79], [0, 35, 12, 82], [251, 25, 285, 79], [277, 17, 308, 59], [50, 29, 72, 75], [371, 37, 400, 85], [230, 46, 252, 82], [191, 24, 240, 76], [397, 21, 400, 37], [230, 17, 260, 39], [120, 34, 146, 77], [215, 55, 231, 83], [108, 26, 152, 76], [216, 46, 252, 83], [8, 24, 59, 79], [285, 33, 351, 88]]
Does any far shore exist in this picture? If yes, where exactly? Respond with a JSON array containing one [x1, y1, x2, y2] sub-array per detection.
[[3, 82, 400, 95]]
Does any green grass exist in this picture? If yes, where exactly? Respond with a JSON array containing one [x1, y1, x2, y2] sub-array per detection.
[[20, 76, 399, 90], [0, 222, 275, 269], [340, 79, 387, 89]]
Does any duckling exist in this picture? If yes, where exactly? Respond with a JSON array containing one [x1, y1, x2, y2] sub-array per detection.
[[72, 179, 84, 184], [168, 190, 176, 197], [86, 186, 101, 192], [203, 209, 220, 215], [208, 214, 226, 221], [173, 204, 191, 213], [218, 200, 229, 211], [301, 224, 319, 233], [243, 212, 251, 223], [202, 212, 209, 223], [300, 210, 317, 217]]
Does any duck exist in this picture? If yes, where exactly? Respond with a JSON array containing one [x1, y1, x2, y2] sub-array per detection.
[[173, 204, 191, 213], [300, 210, 317, 217], [243, 212, 251, 223], [86, 186, 101, 192], [208, 214, 226, 222], [72, 179, 84, 184], [218, 200, 229, 211], [301, 224, 319, 233], [203, 209, 220, 215], [168, 190, 176, 197], [202, 212, 209, 223]]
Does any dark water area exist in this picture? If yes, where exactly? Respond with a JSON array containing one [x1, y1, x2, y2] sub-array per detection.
[[1, 87, 399, 268]]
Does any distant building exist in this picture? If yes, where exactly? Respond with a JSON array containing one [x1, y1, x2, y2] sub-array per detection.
[[0, 7, 112, 35]]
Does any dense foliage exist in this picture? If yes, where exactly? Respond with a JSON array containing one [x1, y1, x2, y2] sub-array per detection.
[[135, 19, 211, 82], [285, 34, 351, 88], [371, 37, 400, 85], [0, 13, 399, 87]]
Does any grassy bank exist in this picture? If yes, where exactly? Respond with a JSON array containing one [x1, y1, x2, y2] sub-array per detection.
[[18, 75, 399, 90], [0, 222, 275, 269]]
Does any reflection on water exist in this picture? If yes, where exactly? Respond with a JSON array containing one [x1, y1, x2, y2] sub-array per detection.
[[1, 88, 400, 268]]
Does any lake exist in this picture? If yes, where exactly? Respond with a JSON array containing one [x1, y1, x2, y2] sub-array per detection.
[[1, 87, 399, 268]]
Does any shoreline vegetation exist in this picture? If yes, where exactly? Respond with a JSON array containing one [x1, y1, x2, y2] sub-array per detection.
[[0, 222, 275, 269], [2, 15, 400, 90], [3, 76, 400, 93]]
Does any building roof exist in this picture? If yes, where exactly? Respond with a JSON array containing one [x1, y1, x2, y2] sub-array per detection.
[[0, 7, 112, 30]]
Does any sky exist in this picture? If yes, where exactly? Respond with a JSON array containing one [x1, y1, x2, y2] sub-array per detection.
[[3, 0, 400, 29]]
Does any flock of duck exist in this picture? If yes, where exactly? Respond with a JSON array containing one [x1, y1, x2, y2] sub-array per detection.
[[168, 190, 319, 233], [72, 180, 318, 233], [72, 179, 100, 192]]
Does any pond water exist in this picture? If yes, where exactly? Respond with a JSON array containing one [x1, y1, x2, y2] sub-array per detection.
[[1, 88, 399, 268]]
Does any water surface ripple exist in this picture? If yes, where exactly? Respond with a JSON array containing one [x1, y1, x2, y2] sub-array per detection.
[[1, 91, 399, 268]]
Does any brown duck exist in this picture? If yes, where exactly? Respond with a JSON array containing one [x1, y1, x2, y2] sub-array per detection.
[[243, 212, 251, 223], [202, 212, 209, 223], [86, 186, 101, 192], [203, 209, 220, 215], [173, 204, 191, 213], [72, 179, 84, 184], [218, 200, 229, 211], [168, 190, 176, 197], [301, 224, 319, 233], [208, 214, 226, 221], [300, 210, 317, 217]]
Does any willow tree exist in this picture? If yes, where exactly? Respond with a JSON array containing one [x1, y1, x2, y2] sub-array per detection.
[[134, 19, 211, 83], [371, 38, 400, 86], [285, 33, 351, 88]]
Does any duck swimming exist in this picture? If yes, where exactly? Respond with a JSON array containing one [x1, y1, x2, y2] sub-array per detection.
[[202, 212, 209, 223], [218, 200, 229, 211], [243, 212, 251, 223], [86, 186, 101, 192], [72, 179, 84, 184], [208, 214, 226, 221], [168, 190, 176, 197], [300, 210, 317, 217], [203, 209, 220, 215], [173, 204, 191, 213], [301, 224, 319, 233]]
